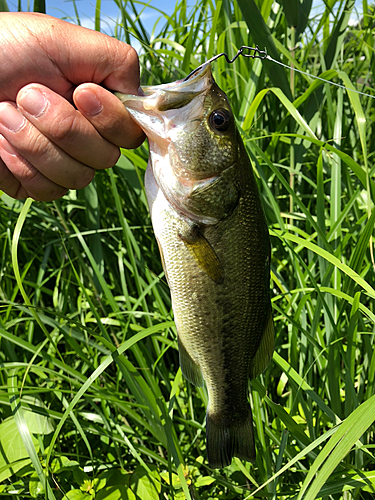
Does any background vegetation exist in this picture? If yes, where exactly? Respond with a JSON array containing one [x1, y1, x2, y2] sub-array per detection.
[[1, 0, 375, 498]]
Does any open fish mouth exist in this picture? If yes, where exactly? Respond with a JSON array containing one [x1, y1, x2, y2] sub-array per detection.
[[115, 64, 212, 115], [115, 64, 215, 151]]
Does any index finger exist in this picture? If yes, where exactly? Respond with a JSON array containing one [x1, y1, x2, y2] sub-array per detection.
[[16, 84, 122, 170], [74, 83, 145, 149]]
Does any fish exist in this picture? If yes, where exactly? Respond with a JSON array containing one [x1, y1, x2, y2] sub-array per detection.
[[116, 64, 274, 469]]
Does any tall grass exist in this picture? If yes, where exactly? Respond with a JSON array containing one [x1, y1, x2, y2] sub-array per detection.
[[1, 0, 375, 499]]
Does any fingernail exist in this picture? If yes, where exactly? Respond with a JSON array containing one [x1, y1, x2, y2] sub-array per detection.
[[0, 103, 25, 132], [18, 88, 48, 117], [76, 89, 103, 116]]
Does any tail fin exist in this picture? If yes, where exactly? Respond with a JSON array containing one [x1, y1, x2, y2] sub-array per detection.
[[206, 409, 255, 468]]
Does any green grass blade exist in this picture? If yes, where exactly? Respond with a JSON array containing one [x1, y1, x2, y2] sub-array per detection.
[[8, 369, 57, 499], [280, 0, 300, 27], [236, 0, 292, 99], [33, 0, 45, 12], [95, 0, 101, 31], [272, 229, 375, 299], [45, 323, 173, 470], [245, 427, 338, 499], [273, 352, 339, 423], [297, 394, 375, 500], [338, 69, 373, 217], [324, 0, 356, 69]]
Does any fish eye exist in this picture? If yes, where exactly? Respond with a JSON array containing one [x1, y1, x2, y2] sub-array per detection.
[[209, 109, 231, 132]]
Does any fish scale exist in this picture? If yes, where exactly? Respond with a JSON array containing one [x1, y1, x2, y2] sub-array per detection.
[[117, 64, 274, 468]]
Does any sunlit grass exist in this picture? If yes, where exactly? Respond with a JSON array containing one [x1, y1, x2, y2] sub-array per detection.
[[1, 0, 375, 499]]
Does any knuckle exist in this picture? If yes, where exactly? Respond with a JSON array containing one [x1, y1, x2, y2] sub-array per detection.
[[111, 39, 140, 72], [14, 186, 29, 200], [25, 135, 95, 190], [23, 162, 44, 185], [110, 147, 121, 166], [124, 45, 140, 69], [30, 185, 68, 201], [16, 158, 49, 195], [49, 113, 79, 144], [27, 134, 54, 165], [100, 146, 120, 169], [73, 167, 95, 189]]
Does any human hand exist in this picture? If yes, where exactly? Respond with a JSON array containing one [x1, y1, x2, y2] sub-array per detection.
[[0, 12, 145, 201]]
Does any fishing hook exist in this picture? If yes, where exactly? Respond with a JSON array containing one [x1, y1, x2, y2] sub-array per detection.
[[184, 45, 268, 81]]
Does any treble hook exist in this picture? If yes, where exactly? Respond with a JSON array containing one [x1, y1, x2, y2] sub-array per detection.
[[184, 45, 268, 81]]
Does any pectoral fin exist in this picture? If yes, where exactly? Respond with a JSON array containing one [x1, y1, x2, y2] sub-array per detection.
[[249, 310, 274, 380], [178, 225, 224, 285]]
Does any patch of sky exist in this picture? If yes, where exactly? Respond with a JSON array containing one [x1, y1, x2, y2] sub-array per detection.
[[7, 0, 365, 53], [7, 0, 174, 51]]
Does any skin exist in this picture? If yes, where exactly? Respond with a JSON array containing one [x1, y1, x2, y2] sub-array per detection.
[[0, 12, 145, 201]]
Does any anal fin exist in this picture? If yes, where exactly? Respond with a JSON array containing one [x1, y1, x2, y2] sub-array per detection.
[[178, 337, 204, 387]]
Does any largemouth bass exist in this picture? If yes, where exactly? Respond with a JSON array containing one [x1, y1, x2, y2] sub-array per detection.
[[117, 65, 274, 469]]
